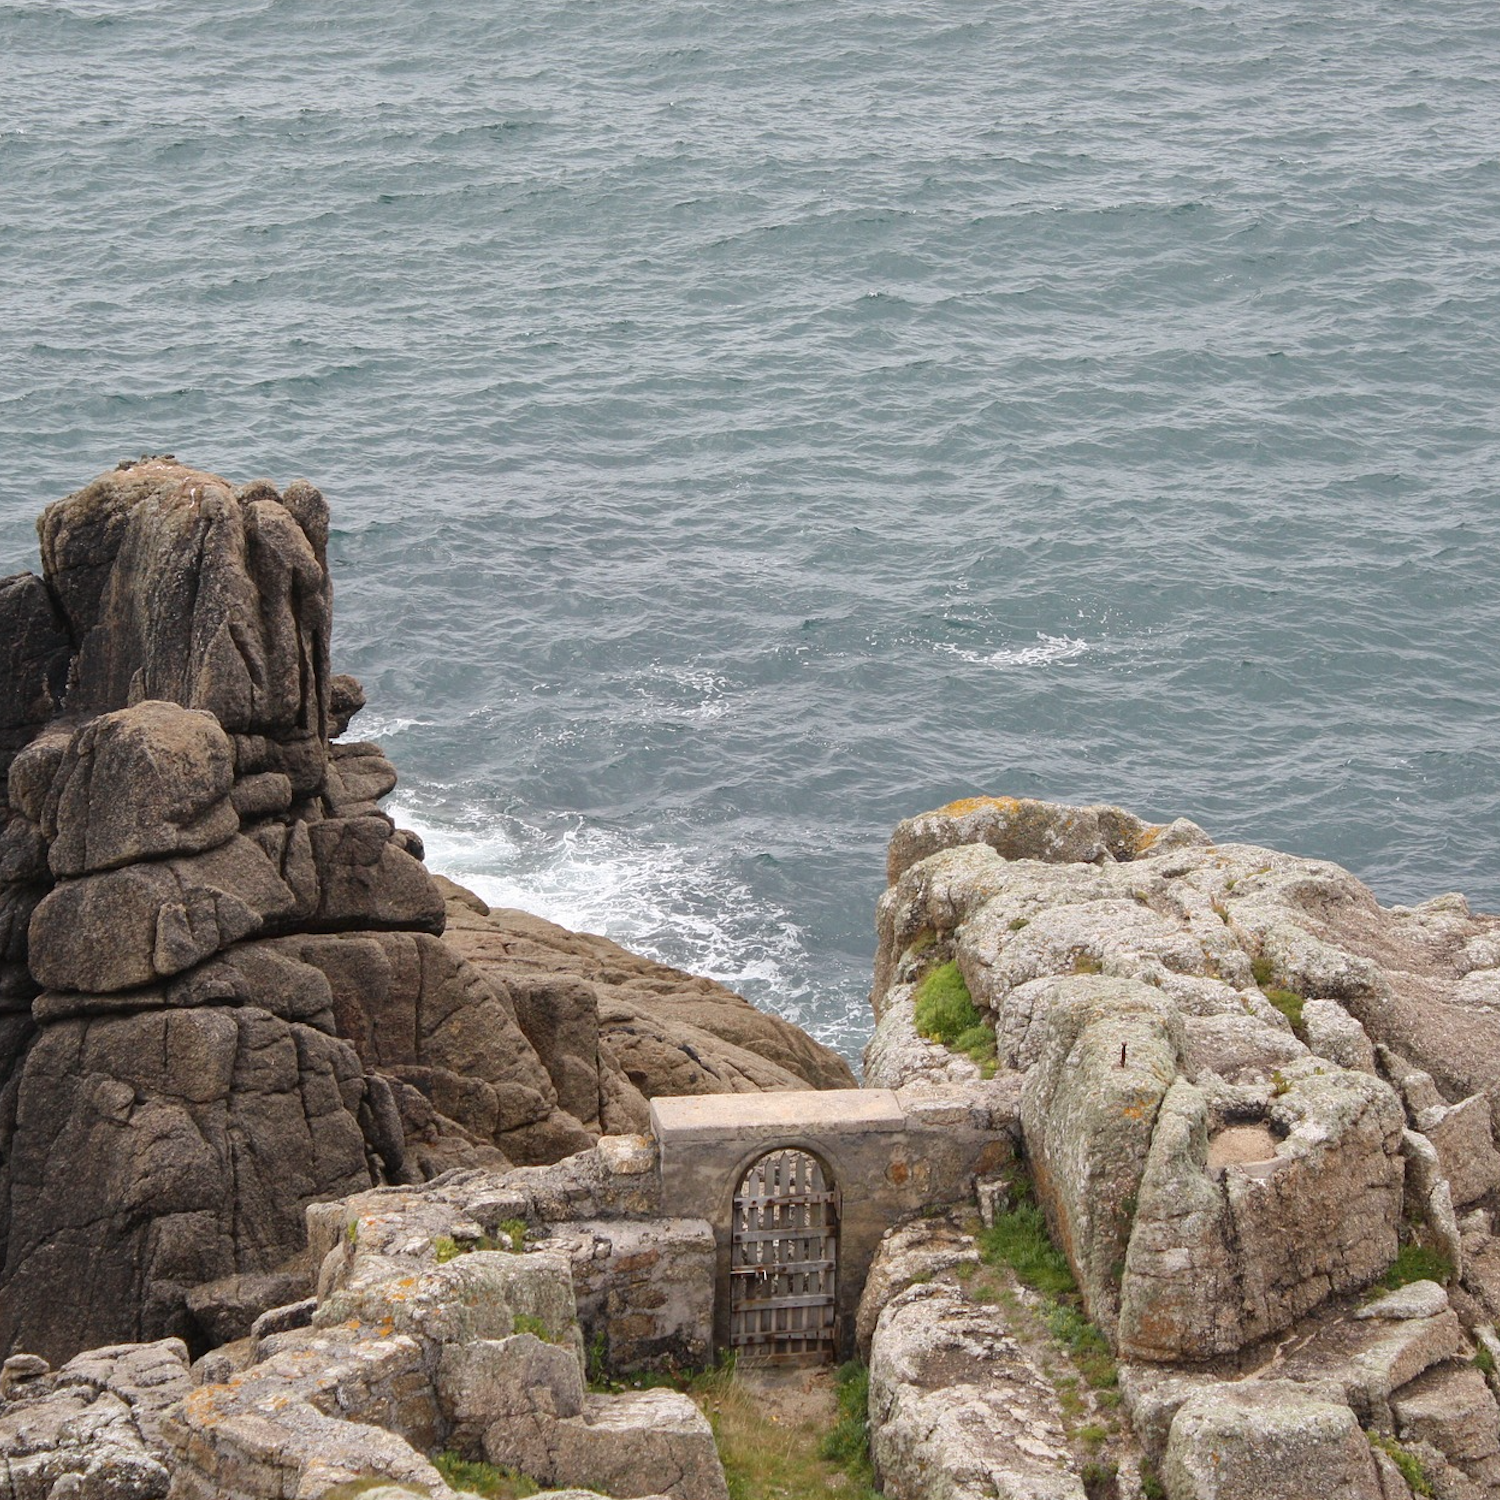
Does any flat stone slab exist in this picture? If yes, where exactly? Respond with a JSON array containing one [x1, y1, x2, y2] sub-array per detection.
[[651, 1089, 905, 1144]]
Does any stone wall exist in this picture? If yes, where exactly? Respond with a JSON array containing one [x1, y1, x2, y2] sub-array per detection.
[[651, 1084, 1017, 1357]]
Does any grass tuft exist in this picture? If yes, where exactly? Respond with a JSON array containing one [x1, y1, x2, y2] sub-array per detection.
[[1262, 986, 1306, 1038], [978, 1203, 1077, 1300], [818, 1360, 876, 1491], [914, 961, 996, 1072], [432, 1452, 538, 1499], [1367, 1431, 1433, 1495], [977, 1194, 1118, 1392], [1382, 1242, 1454, 1290]]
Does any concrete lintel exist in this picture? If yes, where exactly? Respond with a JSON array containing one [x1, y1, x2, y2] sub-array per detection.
[[650, 1089, 905, 1145]]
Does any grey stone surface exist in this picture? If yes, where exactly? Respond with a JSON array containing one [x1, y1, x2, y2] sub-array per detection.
[[868, 1278, 1086, 1500], [1163, 1381, 1383, 1499]]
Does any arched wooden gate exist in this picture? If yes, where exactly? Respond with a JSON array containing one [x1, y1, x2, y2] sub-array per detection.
[[729, 1148, 838, 1364]]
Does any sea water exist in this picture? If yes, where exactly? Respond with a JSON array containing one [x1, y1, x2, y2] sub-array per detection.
[[3, 0, 1498, 1059]]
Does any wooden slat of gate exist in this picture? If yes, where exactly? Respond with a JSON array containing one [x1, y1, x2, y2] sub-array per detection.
[[730, 1149, 837, 1365]]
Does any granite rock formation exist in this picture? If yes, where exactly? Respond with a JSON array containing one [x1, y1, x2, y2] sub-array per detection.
[[862, 794, 1500, 1500], [0, 460, 851, 1367]]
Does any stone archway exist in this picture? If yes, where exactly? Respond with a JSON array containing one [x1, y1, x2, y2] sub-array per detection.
[[729, 1147, 839, 1364]]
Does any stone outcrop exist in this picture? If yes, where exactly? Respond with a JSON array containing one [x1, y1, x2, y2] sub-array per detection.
[[0, 460, 852, 1368], [863, 794, 1500, 1500]]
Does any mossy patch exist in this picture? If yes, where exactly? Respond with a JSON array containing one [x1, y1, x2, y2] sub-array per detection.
[[1381, 1241, 1454, 1290], [1262, 987, 1306, 1039], [434, 1219, 527, 1263], [1367, 1431, 1433, 1495], [914, 961, 996, 1074], [976, 1189, 1117, 1391]]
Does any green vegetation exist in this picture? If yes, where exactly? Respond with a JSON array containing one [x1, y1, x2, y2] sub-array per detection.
[[434, 1220, 526, 1263], [587, 1332, 609, 1387], [1263, 987, 1306, 1039], [1071, 952, 1104, 975], [1138, 1458, 1167, 1499], [683, 1360, 882, 1500], [1381, 1241, 1454, 1290], [1475, 1343, 1496, 1376], [512, 1314, 554, 1342], [1367, 1432, 1432, 1496], [432, 1452, 539, 1499], [818, 1361, 878, 1494], [913, 962, 980, 1041], [1081, 1459, 1118, 1498], [976, 1186, 1118, 1393], [979, 1202, 1078, 1300], [913, 961, 997, 1075], [1250, 955, 1276, 987]]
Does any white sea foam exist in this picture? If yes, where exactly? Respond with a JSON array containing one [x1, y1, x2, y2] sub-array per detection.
[[385, 797, 847, 1045], [934, 633, 1091, 668], [349, 712, 433, 740]]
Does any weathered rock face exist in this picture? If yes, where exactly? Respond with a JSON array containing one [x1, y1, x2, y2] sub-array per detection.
[[0, 460, 850, 1367], [437, 892, 858, 1123], [867, 795, 1500, 1366], [865, 794, 1500, 1500]]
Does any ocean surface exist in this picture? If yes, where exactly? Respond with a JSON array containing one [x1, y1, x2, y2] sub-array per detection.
[[3, 0, 1499, 1061]]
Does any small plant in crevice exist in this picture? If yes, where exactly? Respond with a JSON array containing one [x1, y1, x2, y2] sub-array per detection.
[[434, 1219, 528, 1264], [913, 961, 997, 1076], [511, 1313, 555, 1343], [976, 1180, 1118, 1393], [1475, 1342, 1496, 1377], [1081, 1458, 1119, 1499], [1138, 1457, 1167, 1500], [1367, 1431, 1433, 1496], [1381, 1241, 1455, 1290], [432, 1451, 539, 1499], [1262, 987, 1306, 1039]]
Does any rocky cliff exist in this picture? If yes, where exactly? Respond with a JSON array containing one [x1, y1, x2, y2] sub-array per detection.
[[0, 459, 852, 1367], [859, 794, 1500, 1500]]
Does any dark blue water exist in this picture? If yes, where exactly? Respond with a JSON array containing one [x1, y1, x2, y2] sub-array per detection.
[[4, 0, 1499, 1057]]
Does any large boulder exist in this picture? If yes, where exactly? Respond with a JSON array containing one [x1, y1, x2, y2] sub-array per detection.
[[1162, 1382, 1383, 1500], [868, 796, 1493, 1357]]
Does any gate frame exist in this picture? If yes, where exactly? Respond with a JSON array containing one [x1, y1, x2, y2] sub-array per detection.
[[727, 1144, 841, 1365], [651, 1088, 1012, 1366]]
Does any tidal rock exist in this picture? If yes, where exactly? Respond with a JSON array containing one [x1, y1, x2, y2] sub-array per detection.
[[438, 891, 856, 1105]]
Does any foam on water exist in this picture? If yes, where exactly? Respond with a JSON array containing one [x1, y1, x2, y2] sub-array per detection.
[[934, 634, 1093, 669], [387, 794, 858, 1055]]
